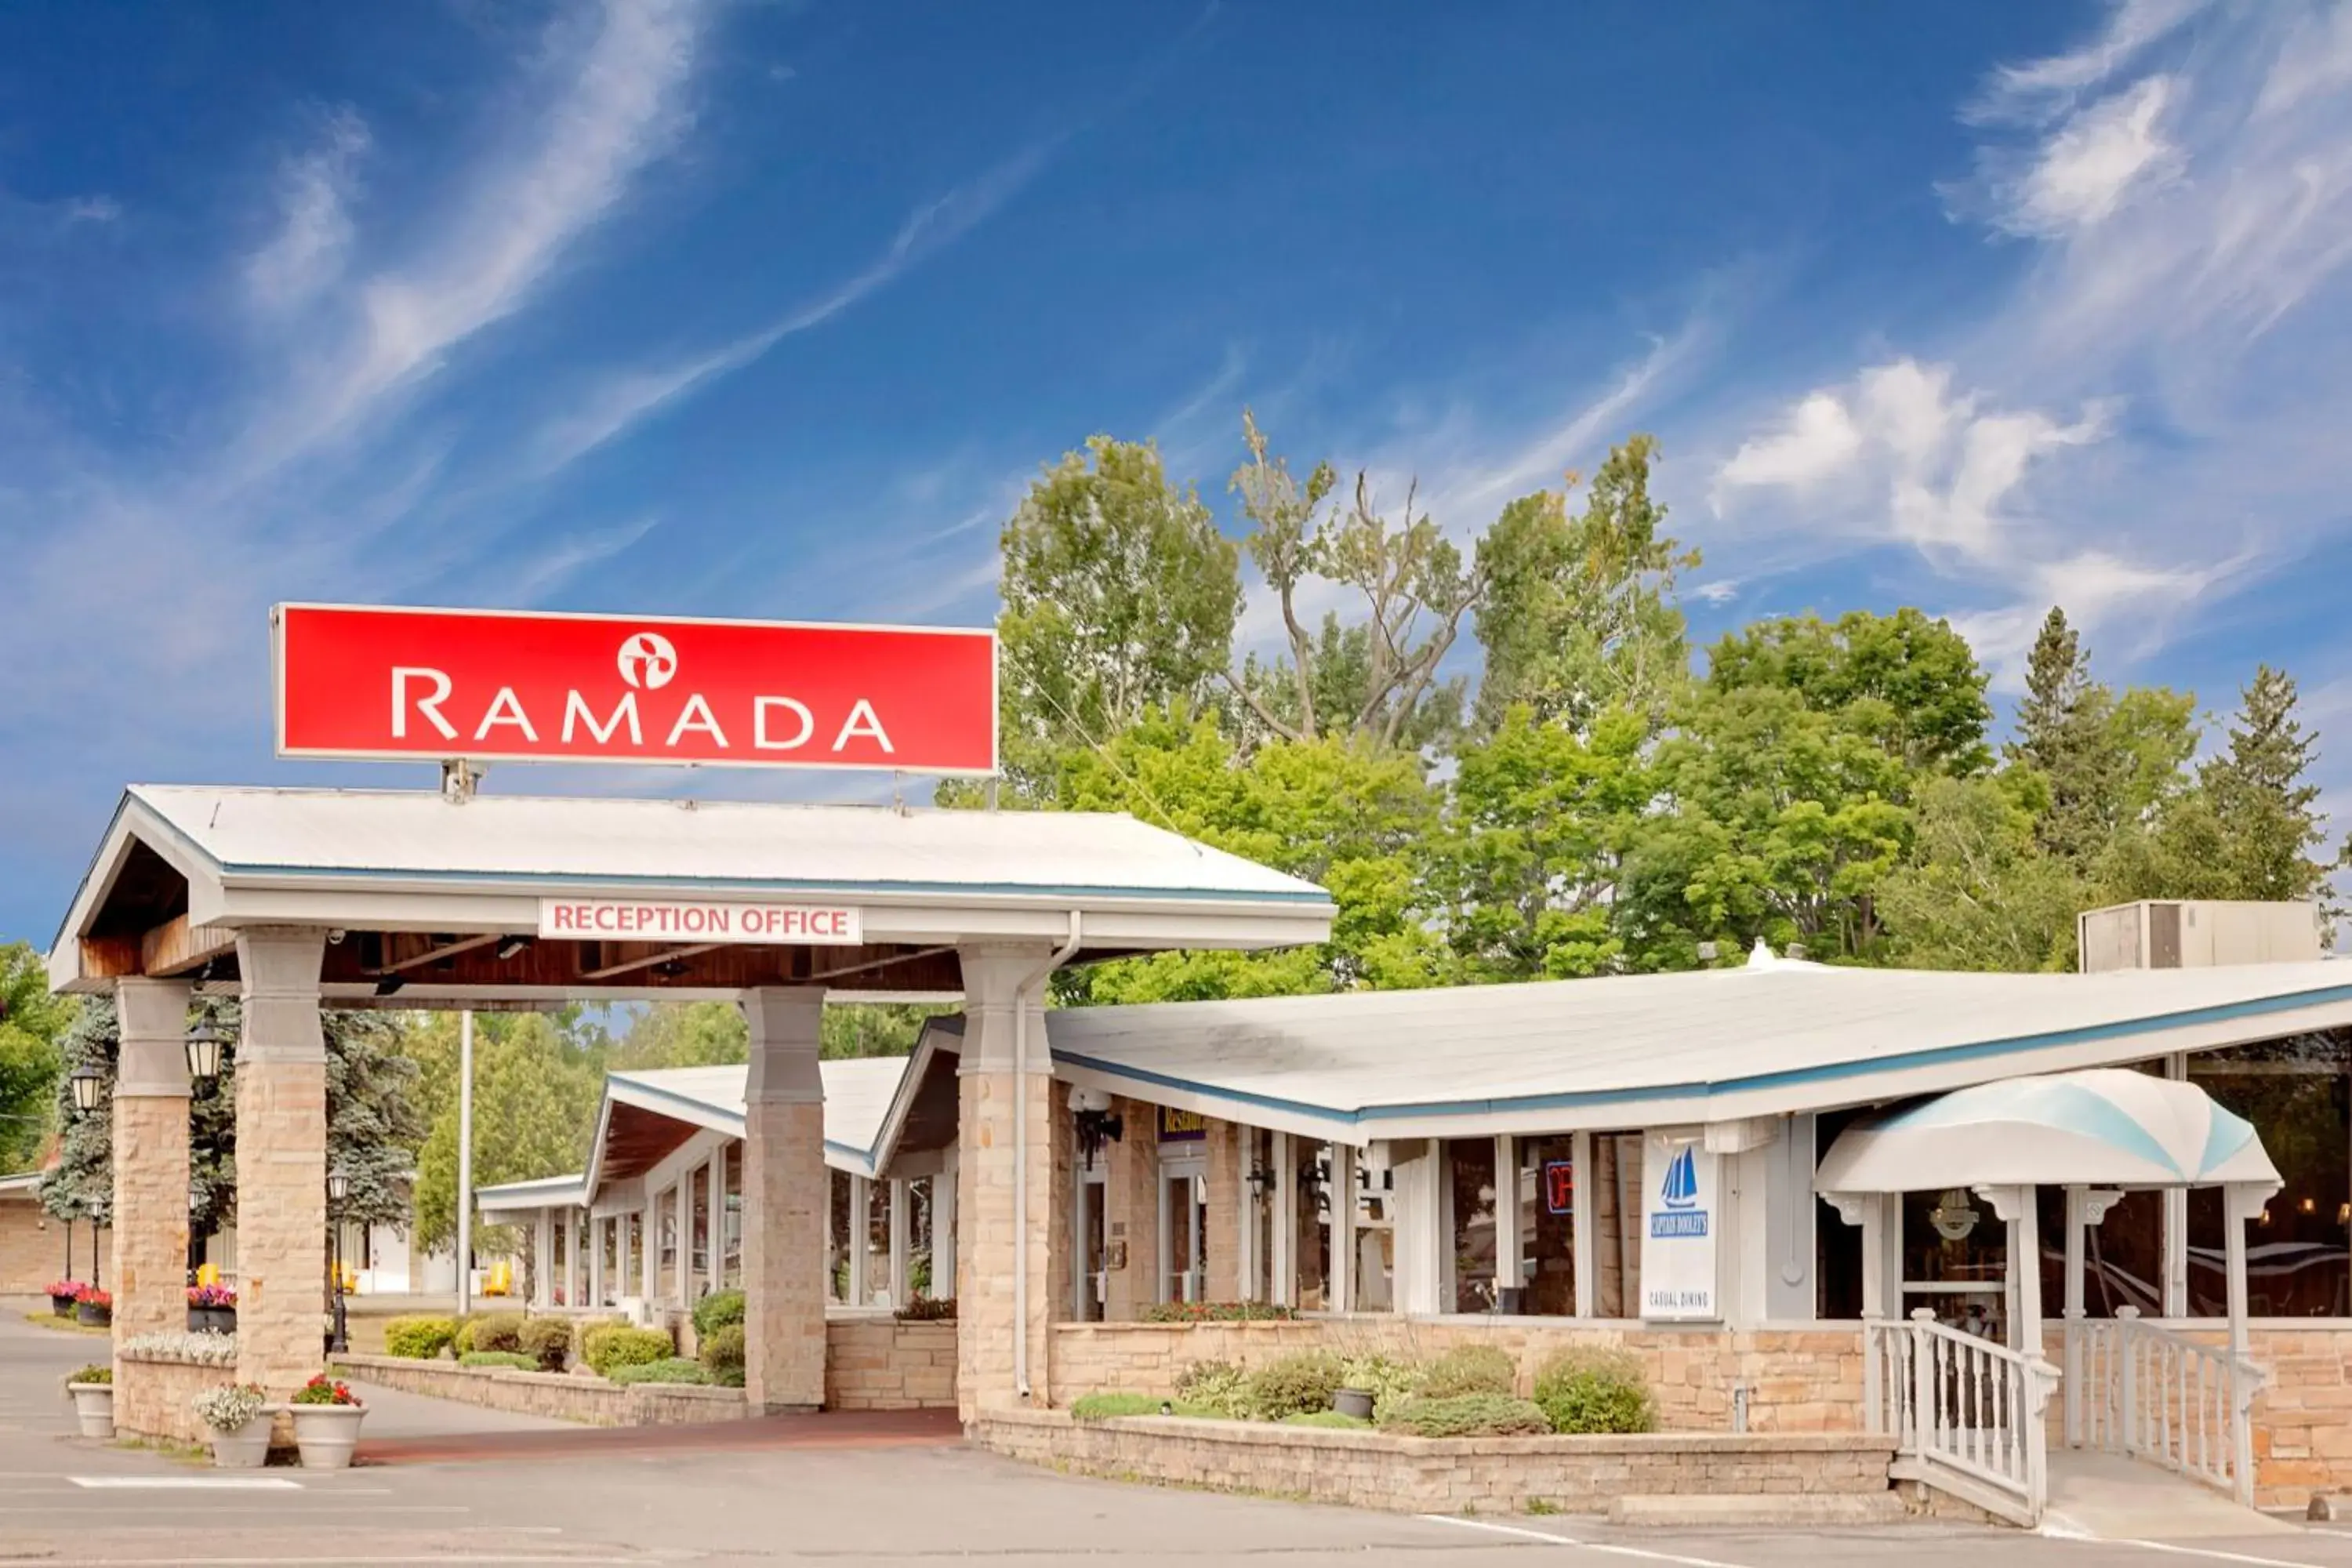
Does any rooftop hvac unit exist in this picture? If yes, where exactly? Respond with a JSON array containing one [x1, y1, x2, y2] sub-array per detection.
[[2077, 900, 2324, 972]]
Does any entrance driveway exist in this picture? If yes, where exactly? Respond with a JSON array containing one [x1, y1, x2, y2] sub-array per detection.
[[6, 1309, 2352, 1566]]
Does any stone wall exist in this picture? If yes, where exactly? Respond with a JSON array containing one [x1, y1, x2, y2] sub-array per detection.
[[0, 1198, 104, 1297], [115, 1353, 234, 1447], [975, 1409, 1896, 1515], [826, 1319, 956, 1410], [1047, 1319, 1864, 1433], [335, 1353, 745, 1427]]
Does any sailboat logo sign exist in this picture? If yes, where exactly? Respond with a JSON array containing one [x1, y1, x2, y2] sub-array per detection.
[[1650, 1145, 1709, 1237]]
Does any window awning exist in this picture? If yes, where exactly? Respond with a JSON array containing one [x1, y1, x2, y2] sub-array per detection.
[[1815, 1068, 2283, 1195]]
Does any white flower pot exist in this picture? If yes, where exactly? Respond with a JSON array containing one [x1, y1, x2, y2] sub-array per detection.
[[209, 1413, 273, 1468], [291, 1404, 365, 1470], [67, 1384, 113, 1439]]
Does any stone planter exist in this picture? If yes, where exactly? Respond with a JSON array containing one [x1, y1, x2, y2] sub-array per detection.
[[188, 1307, 237, 1335], [76, 1301, 111, 1327], [1333, 1388, 1375, 1421], [290, 1404, 366, 1469], [208, 1412, 274, 1468], [49, 1293, 75, 1319], [67, 1383, 114, 1439]]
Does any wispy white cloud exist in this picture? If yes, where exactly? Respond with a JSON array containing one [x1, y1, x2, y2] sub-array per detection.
[[245, 108, 370, 310], [508, 516, 662, 605], [530, 138, 1055, 474], [60, 195, 121, 225], [1708, 0, 2352, 690]]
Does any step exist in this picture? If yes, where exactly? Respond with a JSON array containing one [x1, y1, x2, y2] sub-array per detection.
[[1608, 1492, 1909, 1528]]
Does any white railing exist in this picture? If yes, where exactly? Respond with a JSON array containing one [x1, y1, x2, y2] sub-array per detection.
[[1865, 1310, 2060, 1525], [2066, 1307, 2262, 1504]]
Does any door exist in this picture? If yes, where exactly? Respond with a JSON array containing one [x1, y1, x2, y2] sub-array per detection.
[[1073, 1160, 1108, 1321], [1160, 1162, 1207, 1303]]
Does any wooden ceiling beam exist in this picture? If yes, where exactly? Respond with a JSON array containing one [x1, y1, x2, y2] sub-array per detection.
[[141, 915, 238, 978]]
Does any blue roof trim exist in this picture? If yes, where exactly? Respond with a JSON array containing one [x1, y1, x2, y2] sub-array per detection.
[[1052, 978, 2352, 1124], [211, 860, 1334, 906]]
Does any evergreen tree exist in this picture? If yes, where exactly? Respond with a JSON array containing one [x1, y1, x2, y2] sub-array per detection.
[[2201, 666, 2339, 905], [0, 942, 76, 1171]]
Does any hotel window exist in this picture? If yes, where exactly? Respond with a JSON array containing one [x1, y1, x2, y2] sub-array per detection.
[[1445, 1139, 1500, 1312], [828, 1170, 852, 1302], [2188, 1033, 2352, 1318], [723, 1151, 744, 1290]]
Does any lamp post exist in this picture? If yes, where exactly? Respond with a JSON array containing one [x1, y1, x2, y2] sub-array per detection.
[[327, 1164, 350, 1355]]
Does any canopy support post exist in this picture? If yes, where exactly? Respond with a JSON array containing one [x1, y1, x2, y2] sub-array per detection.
[[2064, 1185, 2085, 1447]]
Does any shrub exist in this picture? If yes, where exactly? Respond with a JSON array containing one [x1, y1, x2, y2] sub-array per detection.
[[1140, 1301, 1294, 1323], [609, 1357, 710, 1387], [1173, 1359, 1250, 1419], [383, 1315, 459, 1360], [585, 1325, 674, 1377], [1281, 1410, 1371, 1429], [700, 1322, 746, 1386], [518, 1316, 574, 1373], [460, 1351, 539, 1370], [120, 1330, 237, 1365], [464, 1312, 525, 1356], [575, 1319, 630, 1370], [67, 1363, 111, 1386], [1238, 1351, 1345, 1421], [1533, 1348, 1655, 1435], [691, 1290, 746, 1340], [1069, 1392, 1165, 1421], [1379, 1393, 1552, 1438], [1417, 1343, 1517, 1399], [1339, 1354, 1427, 1425]]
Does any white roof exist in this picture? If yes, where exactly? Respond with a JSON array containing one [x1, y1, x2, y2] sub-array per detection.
[[498, 1057, 917, 1211], [608, 1057, 909, 1172], [1040, 959, 2352, 1141], [50, 786, 1334, 993], [1815, 1069, 2285, 1195]]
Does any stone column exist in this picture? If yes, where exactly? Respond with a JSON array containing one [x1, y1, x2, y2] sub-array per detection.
[[740, 987, 826, 1413], [111, 978, 193, 1357], [233, 927, 328, 1400], [1205, 1118, 1242, 1303], [954, 943, 1058, 1420]]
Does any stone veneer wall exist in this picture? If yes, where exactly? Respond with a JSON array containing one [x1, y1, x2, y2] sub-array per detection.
[[1048, 1319, 1864, 1433], [115, 1354, 234, 1446], [335, 1353, 745, 1427], [0, 1199, 105, 1297], [975, 1410, 1896, 1515], [826, 1319, 956, 1410]]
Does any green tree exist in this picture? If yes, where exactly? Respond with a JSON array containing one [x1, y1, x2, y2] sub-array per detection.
[[1704, 608, 1993, 777], [2198, 665, 2339, 906], [1473, 435, 1697, 734], [994, 436, 1242, 794], [1439, 704, 1653, 979], [0, 942, 75, 1172], [1047, 706, 1450, 1002], [2006, 606, 2198, 867], [410, 1013, 602, 1255], [1878, 774, 2089, 972], [325, 1011, 430, 1233], [609, 1000, 943, 1068]]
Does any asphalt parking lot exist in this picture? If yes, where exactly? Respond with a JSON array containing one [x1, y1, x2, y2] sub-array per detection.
[[7, 1311, 2352, 1566]]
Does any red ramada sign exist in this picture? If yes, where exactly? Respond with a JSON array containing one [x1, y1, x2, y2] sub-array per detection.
[[538, 898, 862, 946], [274, 603, 997, 774]]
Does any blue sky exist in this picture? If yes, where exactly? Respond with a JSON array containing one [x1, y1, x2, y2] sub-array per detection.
[[4, 0, 2350, 942]]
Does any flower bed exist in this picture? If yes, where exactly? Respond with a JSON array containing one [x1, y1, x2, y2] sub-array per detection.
[[333, 1352, 745, 1428]]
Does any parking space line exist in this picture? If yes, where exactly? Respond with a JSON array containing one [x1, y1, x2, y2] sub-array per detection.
[[71, 1475, 304, 1489], [2119, 1542, 2342, 1567], [1417, 1514, 1753, 1566]]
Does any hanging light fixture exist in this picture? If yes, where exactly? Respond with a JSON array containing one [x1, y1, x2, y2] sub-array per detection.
[[1929, 1187, 1980, 1242], [183, 1019, 227, 1082], [68, 1065, 104, 1114]]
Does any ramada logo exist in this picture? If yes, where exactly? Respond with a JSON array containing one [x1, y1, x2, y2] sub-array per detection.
[[617, 632, 677, 691], [386, 631, 895, 758]]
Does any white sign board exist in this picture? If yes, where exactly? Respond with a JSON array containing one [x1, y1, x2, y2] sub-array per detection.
[[1639, 1132, 1720, 1322], [537, 898, 862, 946]]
